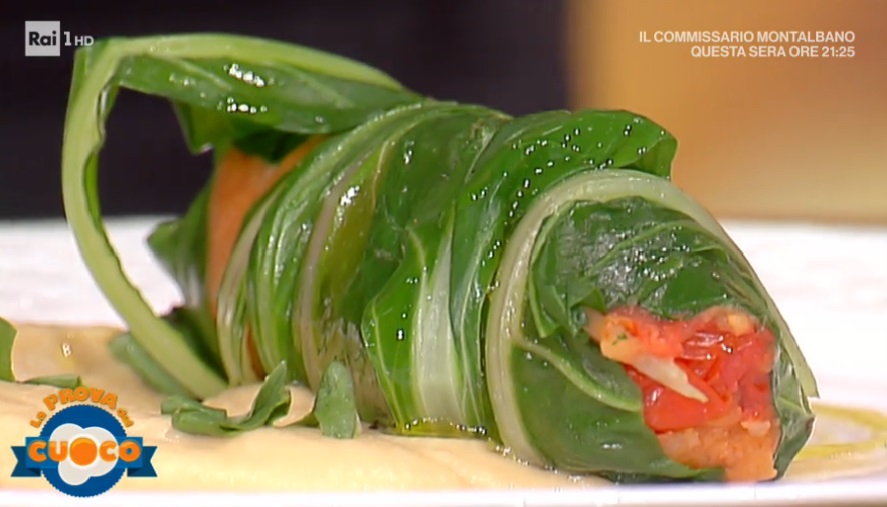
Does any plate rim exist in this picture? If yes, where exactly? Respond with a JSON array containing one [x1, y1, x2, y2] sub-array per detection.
[[1, 479, 886, 507]]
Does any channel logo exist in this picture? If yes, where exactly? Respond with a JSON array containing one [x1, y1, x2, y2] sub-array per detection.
[[24, 20, 93, 57], [11, 387, 157, 497]]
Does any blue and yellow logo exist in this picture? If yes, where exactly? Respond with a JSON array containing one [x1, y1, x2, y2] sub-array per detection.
[[11, 386, 157, 497]]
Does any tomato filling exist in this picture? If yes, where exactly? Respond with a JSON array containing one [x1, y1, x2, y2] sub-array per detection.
[[206, 138, 324, 378], [586, 306, 779, 481]]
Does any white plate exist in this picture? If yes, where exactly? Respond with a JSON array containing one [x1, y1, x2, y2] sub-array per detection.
[[1, 217, 886, 507]]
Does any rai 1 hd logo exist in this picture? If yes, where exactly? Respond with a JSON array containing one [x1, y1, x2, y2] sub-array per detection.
[[24, 21, 93, 57], [10, 385, 157, 497]]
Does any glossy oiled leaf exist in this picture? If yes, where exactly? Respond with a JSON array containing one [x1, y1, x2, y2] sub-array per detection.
[[359, 108, 507, 431], [118, 54, 420, 155], [449, 111, 679, 432], [62, 34, 421, 399], [252, 103, 486, 428], [115, 55, 417, 132], [530, 198, 759, 330], [245, 104, 450, 394]]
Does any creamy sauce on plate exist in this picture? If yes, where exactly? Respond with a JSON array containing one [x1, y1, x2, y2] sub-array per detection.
[[0, 324, 884, 491]]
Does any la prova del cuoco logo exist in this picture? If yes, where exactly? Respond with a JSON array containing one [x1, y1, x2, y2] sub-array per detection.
[[10, 385, 157, 497]]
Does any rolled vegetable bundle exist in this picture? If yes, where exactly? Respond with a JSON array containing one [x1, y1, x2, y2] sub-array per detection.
[[60, 34, 817, 483]]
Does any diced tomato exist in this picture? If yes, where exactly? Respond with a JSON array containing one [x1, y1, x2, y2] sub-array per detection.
[[600, 306, 775, 433], [590, 306, 779, 481]]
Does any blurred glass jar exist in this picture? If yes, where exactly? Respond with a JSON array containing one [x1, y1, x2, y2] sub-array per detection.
[[566, 0, 887, 224]]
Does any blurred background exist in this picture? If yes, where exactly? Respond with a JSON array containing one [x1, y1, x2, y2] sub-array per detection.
[[2, 0, 884, 223], [1, 0, 568, 218], [568, 0, 887, 224]]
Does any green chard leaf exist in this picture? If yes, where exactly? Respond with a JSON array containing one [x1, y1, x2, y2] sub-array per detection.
[[162, 362, 292, 437], [0, 317, 16, 382], [163, 361, 359, 439], [109, 307, 215, 398], [248, 102, 488, 424], [118, 52, 420, 139], [450, 110, 679, 435], [147, 188, 210, 310], [310, 361, 360, 439], [357, 107, 508, 432], [147, 197, 222, 373], [24, 375, 84, 389], [0, 319, 83, 388], [484, 169, 815, 480], [61, 34, 421, 399]]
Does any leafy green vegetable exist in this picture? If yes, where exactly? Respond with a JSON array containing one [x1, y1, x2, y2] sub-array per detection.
[[61, 33, 818, 483], [147, 189, 217, 364], [0, 318, 83, 389], [161, 363, 292, 437], [110, 331, 193, 398], [304, 361, 361, 439], [24, 375, 84, 389], [62, 34, 422, 399], [515, 195, 810, 478], [484, 169, 815, 479], [147, 57, 415, 133], [512, 342, 718, 480], [162, 361, 359, 439], [110, 307, 223, 397], [0, 317, 16, 382]]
